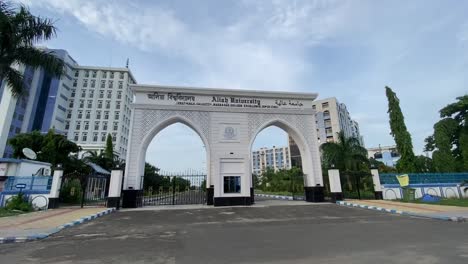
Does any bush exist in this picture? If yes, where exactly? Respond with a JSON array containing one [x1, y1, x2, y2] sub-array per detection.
[[5, 193, 33, 212]]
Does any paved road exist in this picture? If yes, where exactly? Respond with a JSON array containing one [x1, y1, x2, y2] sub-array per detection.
[[0, 203, 467, 264]]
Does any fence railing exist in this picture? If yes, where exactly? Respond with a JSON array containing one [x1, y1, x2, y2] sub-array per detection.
[[2, 176, 52, 192], [380, 173, 468, 185]]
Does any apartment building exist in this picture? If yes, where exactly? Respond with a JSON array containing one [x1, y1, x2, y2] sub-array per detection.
[[252, 146, 291, 175]]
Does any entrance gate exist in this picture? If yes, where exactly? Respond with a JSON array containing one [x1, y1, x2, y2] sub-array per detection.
[[59, 171, 109, 207], [143, 171, 206, 206]]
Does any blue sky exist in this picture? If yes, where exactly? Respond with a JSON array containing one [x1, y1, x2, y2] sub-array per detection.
[[18, 0, 468, 171]]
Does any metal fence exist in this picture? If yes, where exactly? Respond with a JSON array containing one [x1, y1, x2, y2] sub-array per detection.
[[380, 173, 468, 185]]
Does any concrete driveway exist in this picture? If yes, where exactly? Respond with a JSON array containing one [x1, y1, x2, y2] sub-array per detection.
[[0, 202, 467, 264]]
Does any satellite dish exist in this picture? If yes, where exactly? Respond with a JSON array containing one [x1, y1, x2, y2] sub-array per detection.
[[22, 148, 37, 160]]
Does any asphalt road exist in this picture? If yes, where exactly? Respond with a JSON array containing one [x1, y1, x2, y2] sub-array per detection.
[[1, 202, 467, 264]]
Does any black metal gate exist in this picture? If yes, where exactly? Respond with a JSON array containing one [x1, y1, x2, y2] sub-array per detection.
[[143, 171, 206, 206], [59, 171, 109, 207], [341, 171, 375, 200]]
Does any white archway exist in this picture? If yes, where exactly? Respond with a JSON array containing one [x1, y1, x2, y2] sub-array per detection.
[[123, 85, 323, 207]]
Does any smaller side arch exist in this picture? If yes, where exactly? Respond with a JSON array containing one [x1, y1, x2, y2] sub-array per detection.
[[248, 118, 316, 187]]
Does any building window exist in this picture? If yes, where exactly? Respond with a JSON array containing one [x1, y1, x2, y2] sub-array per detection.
[[74, 133, 79, 141], [106, 100, 111, 109], [223, 176, 241, 193], [83, 80, 88, 88], [92, 71, 97, 78], [103, 121, 108, 130], [81, 90, 86, 98], [71, 89, 76, 97], [101, 133, 106, 141], [115, 112, 120, 119], [79, 100, 84, 108], [102, 71, 107, 78], [96, 111, 101, 119], [91, 80, 96, 88], [312, 105, 316, 110], [93, 133, 98, 142], [94, 121, 99, 130], [99, 90, 104, 98], [101, 80, 105, 88], [107, 90, 112, 99], [85, 111, 91, 119], [322, 102, 329, 108], [69, 100, 74, 108], [75, 121, 81, 130], [112, 132, 117, 142], [67, 111, 72, 119], [82, 132, 87, 141], [84, 70, 89, 78], [119, 72, 124, 79], [117, 91, 122, 99], [73, 79, 77, 87], [108, 81, 113, 88], [110, 72, 114, 78], [87, 100, 92, 108], [113, 122, 118, 131], [116, 101, 121, 109], [74, 70, 79, 77], [65, 121, 70, 130], [118, 81, 123, 89], [84, 121, 89, 130], [323, 110, 330, 119], [89, 90, 94, 98], [104, 111, 109, 120], [98, 100, 103, 108]]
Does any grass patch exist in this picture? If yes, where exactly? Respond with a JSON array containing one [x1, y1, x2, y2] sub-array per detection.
[[0, 208, 25, 218], [402, 198, 468, 207]]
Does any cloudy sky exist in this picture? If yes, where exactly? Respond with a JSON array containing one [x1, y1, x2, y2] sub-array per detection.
[[18, 0, 468, 171]]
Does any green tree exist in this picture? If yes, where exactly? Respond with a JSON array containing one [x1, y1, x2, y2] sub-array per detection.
[[385, 86, 416, 172], [0, 2, 63, 96], [414, 155, 435, 173], [439, 95, 468, 171], [8, 129, 80, 166], [103, 134, 114, 169], [431, 118, 458, 172]]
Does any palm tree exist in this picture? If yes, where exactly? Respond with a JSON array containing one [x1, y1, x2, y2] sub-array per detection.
[[321, 131, 369, 192], [0, 2, 63, 96]]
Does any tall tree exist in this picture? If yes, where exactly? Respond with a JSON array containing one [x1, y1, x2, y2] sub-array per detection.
[[431, 118, 458, 172], [385, 86, 416, 172], [439, 95, 468, 171], [104, 134, 114, 169], [0, 2, 63, 96]]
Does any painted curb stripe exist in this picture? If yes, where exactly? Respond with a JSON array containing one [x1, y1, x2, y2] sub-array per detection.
[[335, 201, 465, 222], [0, 208, 115, 244]]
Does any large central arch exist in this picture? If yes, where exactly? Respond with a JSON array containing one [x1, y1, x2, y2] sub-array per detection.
[[123, 85, 324, 207]]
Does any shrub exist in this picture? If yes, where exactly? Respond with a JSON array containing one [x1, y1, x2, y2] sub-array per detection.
[[5, 193, 33, 212]]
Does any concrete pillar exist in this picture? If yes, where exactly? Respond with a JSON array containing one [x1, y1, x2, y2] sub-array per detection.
[[107, 169, 123, 209], [328, 169, 344, 202], [371, 169, 383, 199], [48, 165, 63, 209]]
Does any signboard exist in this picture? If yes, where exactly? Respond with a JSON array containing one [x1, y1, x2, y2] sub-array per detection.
[[138, 92, 312, 110], [15, 183, 27, 189]]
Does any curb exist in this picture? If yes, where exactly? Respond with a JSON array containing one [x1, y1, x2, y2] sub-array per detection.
[[255, 193, 304, 201], [0, 208, 116, 244], [336, 201, 467, 222]]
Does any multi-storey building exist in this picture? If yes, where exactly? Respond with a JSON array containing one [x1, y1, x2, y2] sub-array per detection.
[[367, 145, 400, 167], [288, 97, 363, 169], [66, 66, 136, 160], [0, 48, 136, 160], [251, 146, 291, 175], [0, 49, 77, 158], [312, 97, 363, 146]]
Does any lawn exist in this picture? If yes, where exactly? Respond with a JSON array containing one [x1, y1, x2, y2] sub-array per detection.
[[0, 208, 25, 218], [404, 198, 468, 207]]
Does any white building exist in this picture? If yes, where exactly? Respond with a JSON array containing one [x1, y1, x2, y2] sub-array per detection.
[[66, 66, 136, 160], [0, 48, 136, 160], [252, 146, 291, 175], [312, 97, 363, 146], [367, 145, 400, 167]]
